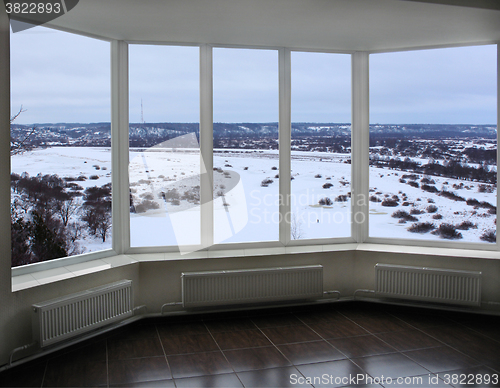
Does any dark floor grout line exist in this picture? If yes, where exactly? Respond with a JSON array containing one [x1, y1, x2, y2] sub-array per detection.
[[155, 324, 177, 388], [39, 359, 48, 388], [203, 320, 246, 387], [105, 337, 109, 388]]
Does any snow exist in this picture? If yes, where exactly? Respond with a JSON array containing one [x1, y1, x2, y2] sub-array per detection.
[[11, 145, 497, 256]]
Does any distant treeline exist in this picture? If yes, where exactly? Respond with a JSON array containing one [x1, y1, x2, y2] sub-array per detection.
[[371, 157, 496, 184]]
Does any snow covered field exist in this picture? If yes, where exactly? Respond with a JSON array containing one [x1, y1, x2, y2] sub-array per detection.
[[11, 145, 497, 256]]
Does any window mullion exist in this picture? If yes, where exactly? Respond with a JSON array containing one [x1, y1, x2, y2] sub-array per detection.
[[351, 51, 370, 243], [279, 48, 291, 245], [200, 44, 214, 249], [111, 40, 130, 254]]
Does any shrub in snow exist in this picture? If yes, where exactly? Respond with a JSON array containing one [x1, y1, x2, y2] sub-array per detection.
[[478, 184, 494, 193], [456, 221, 476, 230], [335, 195, 348, 202], [408, 222, 435, 233], [370, 196, 381, 203], [315, 174, 322, 178], [261, 178, 274, 187], [408, 181, 419, 188], [409, 208, 423, 215], [439, 190, 465, 201], [318, 197, 333, 206], [480, 230, 496, 243], [275, 174, 279, 179], [89, 175, 99, 180], [391, 210, 417, 222], [402, 201, 410, 206], [135, 199, 160, 213], [243, 167, 248, 170], [420, 177, 435, 184], [399, 178, 407, 183], [421, 184, 438, 193], [322, 183, 333, 189], [381, 198, 398, 207], [432, 223, 462, 239], [432, 213, 443, 220], [140, 192, 154, 200], [426, 205, 438, 213], [466, 198, 480, 206]]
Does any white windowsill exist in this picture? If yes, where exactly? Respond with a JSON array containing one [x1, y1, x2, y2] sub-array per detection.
[[11, 242, 500, 292]]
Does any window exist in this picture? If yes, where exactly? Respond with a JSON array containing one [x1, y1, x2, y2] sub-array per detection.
[[10, 26, 111, 267], [212, 48, 279, 244], [369, 45, 497, 244], [128, 45, 200, 248], [290, 51, 351, 240]]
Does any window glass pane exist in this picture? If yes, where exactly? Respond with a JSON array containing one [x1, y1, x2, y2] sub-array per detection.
[[369, 45, 497, 243], [129, 45, 200, 248], [291, 52, 351, 240], [10, 26, 111, 267], [213, 48, 279, 244]]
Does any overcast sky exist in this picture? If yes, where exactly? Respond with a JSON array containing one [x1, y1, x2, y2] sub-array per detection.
[[10, 25, 497, 125]]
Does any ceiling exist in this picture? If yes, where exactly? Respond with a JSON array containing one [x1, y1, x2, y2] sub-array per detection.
[[47, 0, 500, 52]]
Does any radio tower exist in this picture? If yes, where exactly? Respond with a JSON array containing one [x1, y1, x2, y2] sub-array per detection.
[[141, 99, 144, 124]]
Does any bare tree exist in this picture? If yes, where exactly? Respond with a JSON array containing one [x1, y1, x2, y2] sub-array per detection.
[[56, 196, 80, 227], [291, 213, 304, 240], [10, 105, 37, 156]]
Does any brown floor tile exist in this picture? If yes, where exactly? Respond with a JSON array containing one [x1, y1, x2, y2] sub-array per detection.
[[175, 373, 244, 387], [160, 332, 219, 355], [352, 353, 430, 379], [329, 334, 397, 358], [296, 359, 366, 388], [43, 359, 107, 387], [260, 324, 321, 345], [107, 337, 165, 360], [106, 323, 159, 341], [108, 357, 172, 385], [307, 318, 370, 339], [375, 329, 443, 351], [212, 328, 272, 349], [167, 351, 232, 379], [204, 318, 256, 333], [404, 346, 481, 373], [391, 312, 455, 329], [224, 346, 291, 372], [278, 340, 346, 365], [237, 366, 312, 387], [341, 311, 413, 333], [109, 379, 175, 387], [156, 322, 209, 337], [0, 362, 46, 388], [50, 340, 107, 363], [251, 313, 303, 328], [295, 309, 345, 325], [421, 325, 500, 368]]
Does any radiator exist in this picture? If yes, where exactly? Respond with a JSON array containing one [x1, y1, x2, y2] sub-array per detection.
[[32, 280, 133, 347], [375, 264, 481, 306], [182, 265, 323, 308]]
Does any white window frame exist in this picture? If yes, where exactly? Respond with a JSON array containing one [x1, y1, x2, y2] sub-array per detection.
[[10, 33, 500, 277]]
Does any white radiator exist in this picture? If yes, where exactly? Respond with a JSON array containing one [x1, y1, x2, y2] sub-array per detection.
[[32, 280, 133, 347], [375, 264, 481, 306], [182, 265, 323, 308]]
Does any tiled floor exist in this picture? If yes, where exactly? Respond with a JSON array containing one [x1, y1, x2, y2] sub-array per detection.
[[1, 301, 500, 387]]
